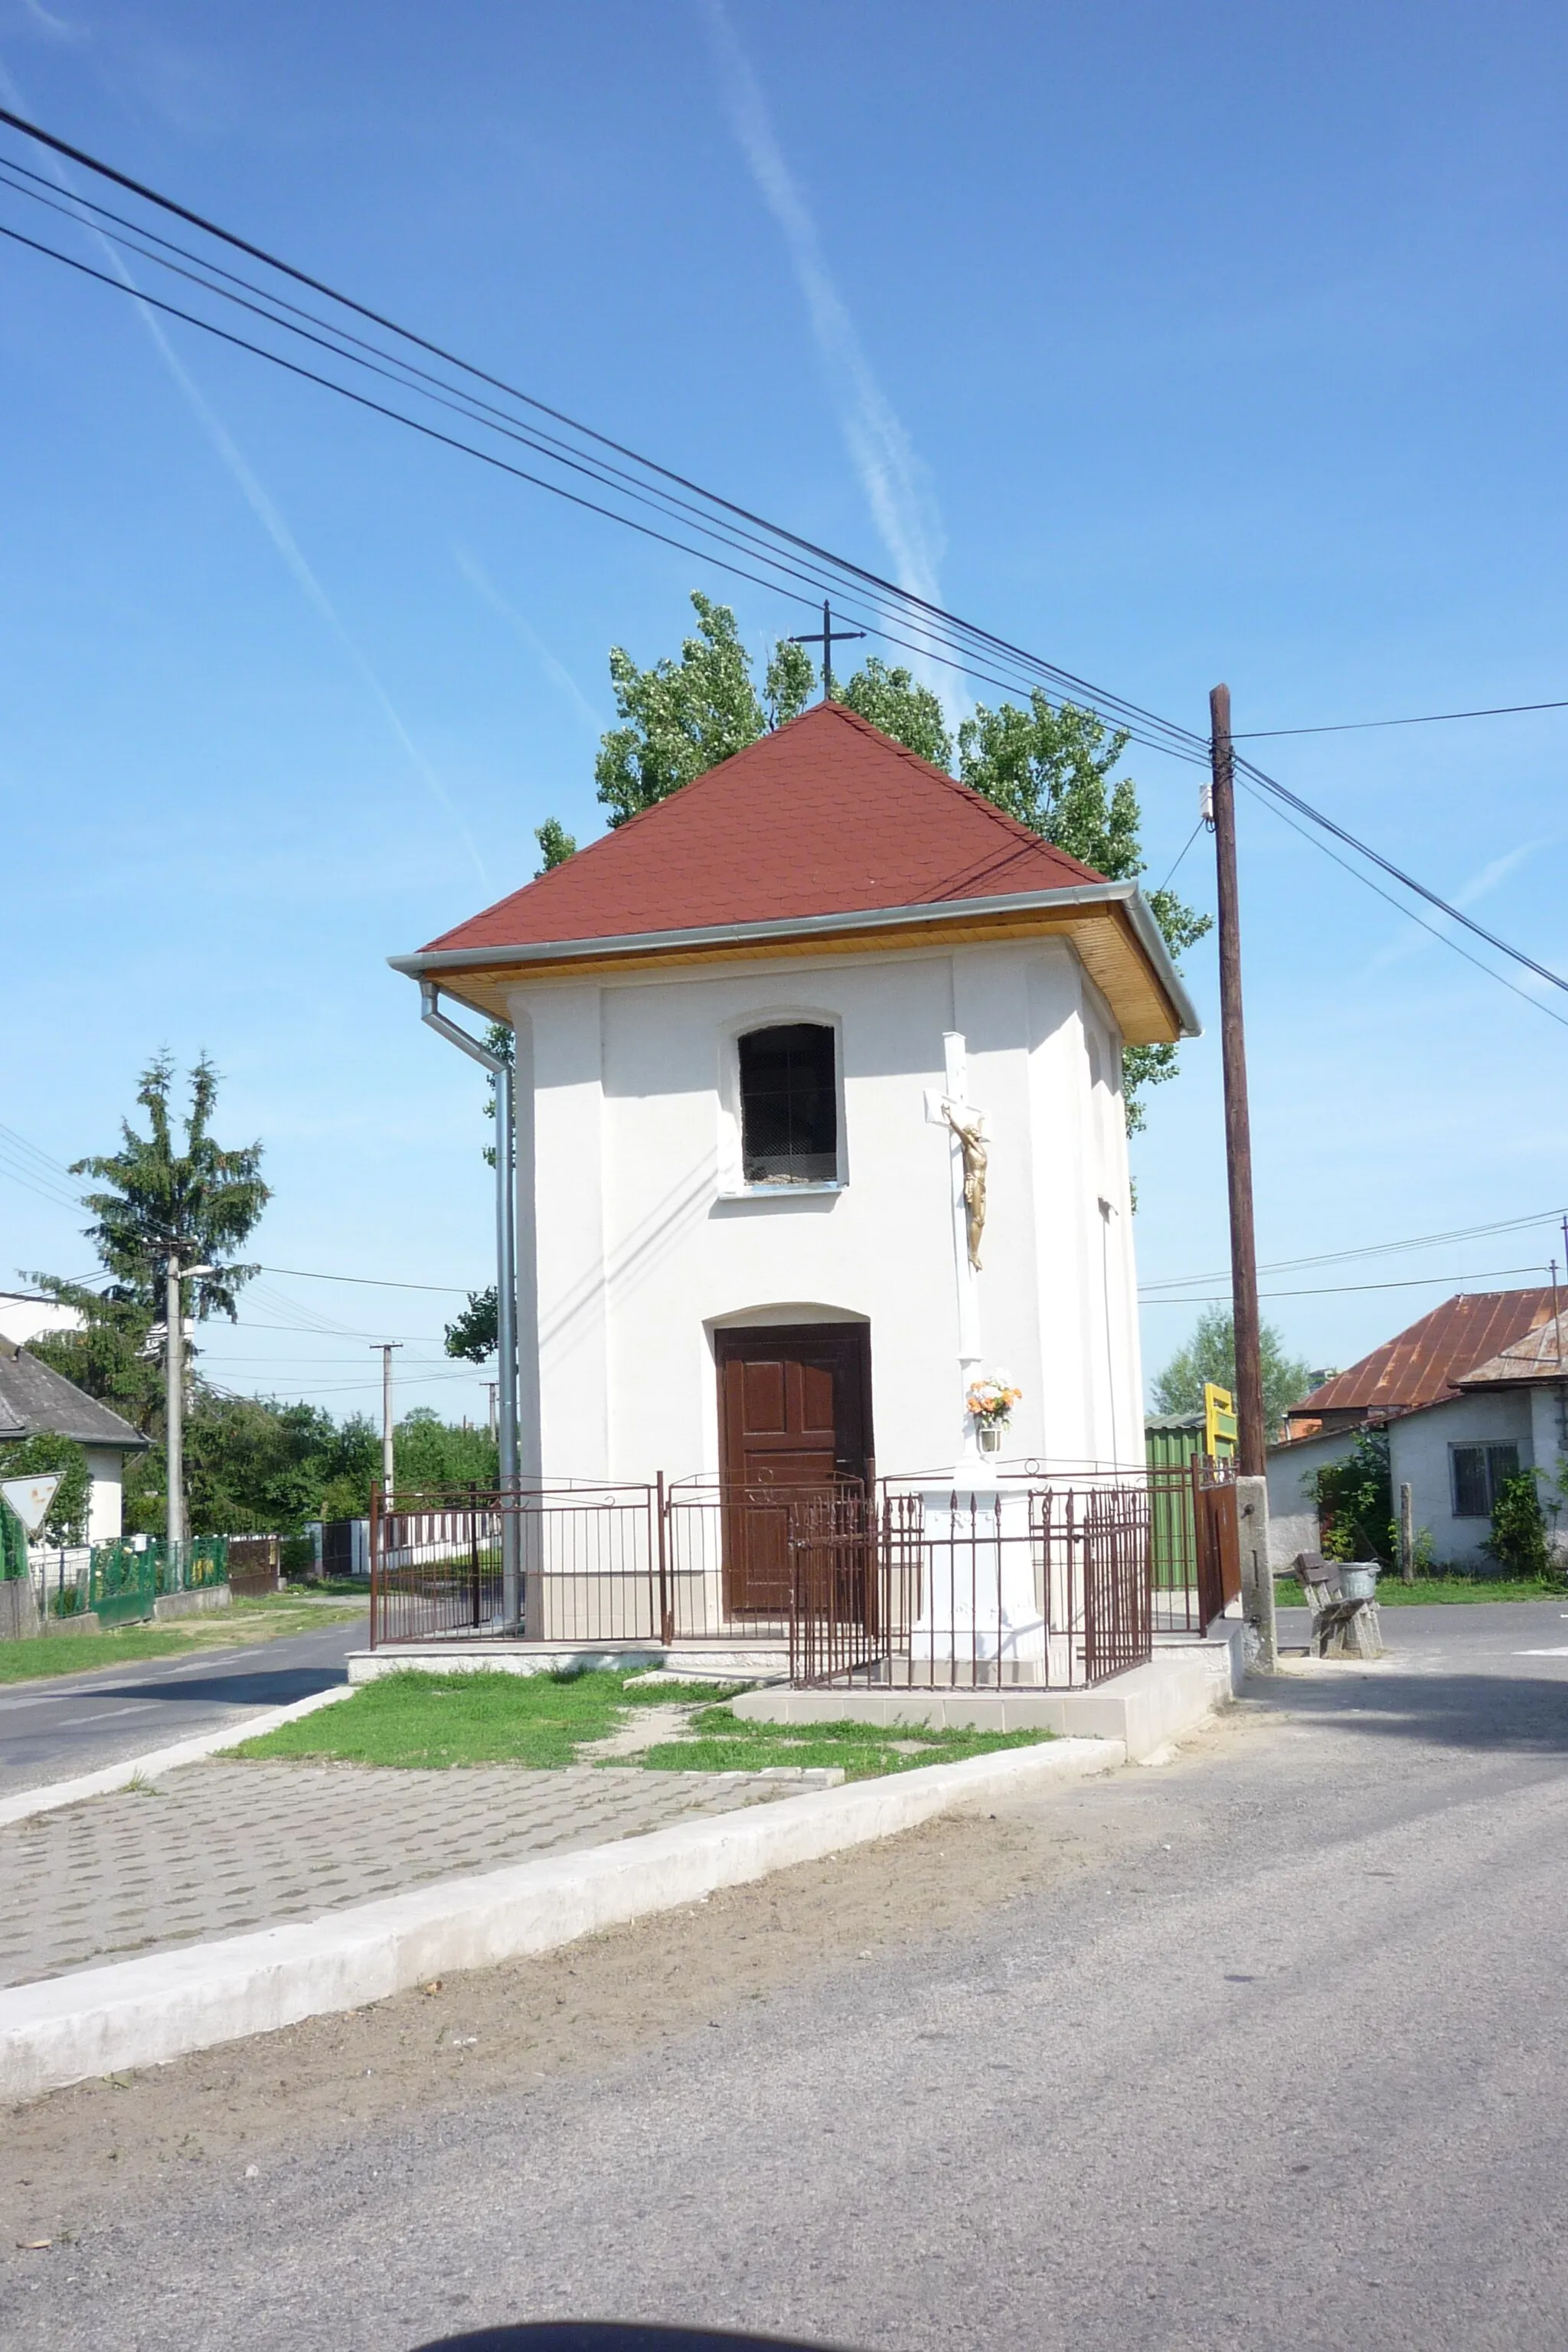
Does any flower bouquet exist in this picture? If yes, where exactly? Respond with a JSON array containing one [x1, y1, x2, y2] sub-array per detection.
[[966, 1373, 1021, 1454]]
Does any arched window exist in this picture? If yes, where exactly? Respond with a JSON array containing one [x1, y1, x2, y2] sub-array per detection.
[[738, 1023, 838, 1184]]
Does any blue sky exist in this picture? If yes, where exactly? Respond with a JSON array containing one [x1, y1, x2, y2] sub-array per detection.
[[2, 0, 1566, 1426]]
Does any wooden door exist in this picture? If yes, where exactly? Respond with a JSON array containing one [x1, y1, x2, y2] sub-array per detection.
[[715, 1325, 873, 1614], [1193, 1463, 1242, 1627]]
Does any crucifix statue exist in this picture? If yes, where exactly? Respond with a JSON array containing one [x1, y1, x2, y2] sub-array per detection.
[[942, 1101, 988, 1272], [913, 1031, 1042, 1664], [923, 1032, 988, 1436], [788, 599, 867, 700]]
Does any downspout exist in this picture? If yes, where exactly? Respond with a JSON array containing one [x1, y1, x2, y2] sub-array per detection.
[[420, 981, 521, 1632]]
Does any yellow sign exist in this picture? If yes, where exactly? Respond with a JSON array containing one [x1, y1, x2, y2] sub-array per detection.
[[1203, 1382, 1238, 1459]]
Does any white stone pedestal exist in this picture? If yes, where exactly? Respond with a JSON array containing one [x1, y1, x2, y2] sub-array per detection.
[[912, 1476, 1047, 1677]]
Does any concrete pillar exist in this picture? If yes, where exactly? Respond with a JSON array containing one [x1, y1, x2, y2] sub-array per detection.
[[1237, 1473, 1276, 1671]]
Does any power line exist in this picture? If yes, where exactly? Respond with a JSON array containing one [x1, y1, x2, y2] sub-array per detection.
[[0, 158, 1164, 739], [0, 105, 1209, 760], [1139, 1262, 1552, 1305], [1143, 1206, 1568, 1292], [1233, 777, 1568, 1030], [0, 156, 1112, 730], [255, 1264, 477, 1295], [2, 104, 1565, 1028], [1236, 697, 1568, 740], [1154, 818, 1207, 896], [0, 1116, 482, 1295], [1233, 753, 1568, 1001]]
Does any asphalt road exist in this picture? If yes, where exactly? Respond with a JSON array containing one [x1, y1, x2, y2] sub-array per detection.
[[0, 1609, 368, 1793], [9, 1598, 1568, 2352]]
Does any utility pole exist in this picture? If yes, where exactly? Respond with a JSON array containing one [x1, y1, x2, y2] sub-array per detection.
[[787, 599, 865, 701], [372, 1343, 402, 1505], [165, 1253, 184, 1552], [488, 1381, 498, 1442], [165, 1255, 214, 1553], [1210, 684, 1267, 1478]]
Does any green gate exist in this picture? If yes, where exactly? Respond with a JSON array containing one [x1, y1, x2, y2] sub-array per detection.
[[89, 1542, 159, 1626], [1145, 1415, 1203, 1589]]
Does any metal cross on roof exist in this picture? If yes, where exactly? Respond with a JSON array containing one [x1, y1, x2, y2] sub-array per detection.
[[787, 599, 866, 700]]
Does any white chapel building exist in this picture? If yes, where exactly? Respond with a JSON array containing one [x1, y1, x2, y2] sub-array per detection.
[[397, 704, 1197, 1501]]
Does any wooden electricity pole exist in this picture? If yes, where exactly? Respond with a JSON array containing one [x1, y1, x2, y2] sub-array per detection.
[[1210, 684, 1267, 1477]]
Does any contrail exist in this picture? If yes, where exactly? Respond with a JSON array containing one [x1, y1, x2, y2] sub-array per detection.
[[452, 545, 603, 733], [0, 53, 488, 883], [699, 0, 946, 619], [17, 2, 82, 39], [1367, 839, 1547, 975]]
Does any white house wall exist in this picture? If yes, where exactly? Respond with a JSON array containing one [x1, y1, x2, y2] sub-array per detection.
[[1386, 1390, 1534, 1568], [506, 939, 1142, 1485], [1528, 1383, 1568, 1531], [83, 1449, 124, 1543], [1265, 1430, 1354, 1567]]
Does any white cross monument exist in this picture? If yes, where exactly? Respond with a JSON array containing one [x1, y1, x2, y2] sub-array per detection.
[[916, 1031, 1047, 1673]]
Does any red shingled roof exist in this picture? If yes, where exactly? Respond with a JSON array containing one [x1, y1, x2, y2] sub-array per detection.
[[1292, 1290, 1557, 1422], [423, 702, 1106, 956]]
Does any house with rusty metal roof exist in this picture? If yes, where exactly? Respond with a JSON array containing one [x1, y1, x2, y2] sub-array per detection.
[[1268, 1289, 1564, 1570], [1283, 1289, 1557, 1438]]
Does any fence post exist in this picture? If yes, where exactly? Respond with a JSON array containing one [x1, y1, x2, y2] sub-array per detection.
[[469, 1481, 481, 1628], [1399, 1482, 1416, 1586], [656, 1472, 672, 1646], [369, 1482, 381, 1650]]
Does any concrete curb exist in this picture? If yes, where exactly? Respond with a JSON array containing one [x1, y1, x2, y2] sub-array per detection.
[[0, 1733, 1122, 2102], [729, 1633, 1243, 1762], [0, 1684, 354, 1830]]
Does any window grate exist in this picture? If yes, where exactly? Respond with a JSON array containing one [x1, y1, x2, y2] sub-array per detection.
[[739, 1023, 838, 1184], [1450, 1442, 1521, 1518]]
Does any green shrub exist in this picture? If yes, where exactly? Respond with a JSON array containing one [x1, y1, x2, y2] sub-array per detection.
[[1485, 1470, 1550, 1579], [1313, 1429, 1395, 1564]]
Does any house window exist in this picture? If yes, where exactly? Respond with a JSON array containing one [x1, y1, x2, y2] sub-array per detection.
[[738, 1024, 838, 1184], [1450, 1442, 1521, 1518]]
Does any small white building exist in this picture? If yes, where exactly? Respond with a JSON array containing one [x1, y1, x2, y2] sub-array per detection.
[[0, 1342, 146, 1542], [397, 704, 1197, 1517], [1400, 1315, 1568, 1565]]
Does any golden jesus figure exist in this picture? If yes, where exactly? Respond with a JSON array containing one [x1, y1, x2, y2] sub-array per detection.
[[942, 1102, 988, 1272]]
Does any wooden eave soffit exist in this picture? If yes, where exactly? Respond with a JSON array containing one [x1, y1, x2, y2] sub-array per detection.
[[416, 900, 1188, 1047]]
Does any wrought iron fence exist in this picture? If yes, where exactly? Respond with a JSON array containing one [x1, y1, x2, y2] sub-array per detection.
[[370, 1479, 858, 1651], [789, 1481, 1153, 1690], [370, 1473, 1168, 1687]]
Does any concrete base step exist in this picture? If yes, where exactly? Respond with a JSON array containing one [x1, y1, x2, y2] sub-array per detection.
[[347, 1640, 789, 1686]]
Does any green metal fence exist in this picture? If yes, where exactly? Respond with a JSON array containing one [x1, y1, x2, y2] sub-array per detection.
[[87, 1536, 229, 1626], [157, 1536, 229, 1595], [89, 1541, 158, 1625], [1145, 1416, 1202, 1591]]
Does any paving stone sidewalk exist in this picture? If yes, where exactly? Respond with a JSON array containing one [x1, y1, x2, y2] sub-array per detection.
[[0, 1757, 834, 1989]]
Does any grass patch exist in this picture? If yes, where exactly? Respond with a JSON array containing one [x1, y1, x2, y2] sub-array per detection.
[[230, 1667, 1051, 1780], [635, 1704, 1050, 1782], [231, 1667, 639, 1769], [1276, 1573, 1568, 1608], [0, 1593, 365, 1684]]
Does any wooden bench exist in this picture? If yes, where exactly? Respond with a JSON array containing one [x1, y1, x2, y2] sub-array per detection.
[[1284, 1552, 1384, 1660]]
